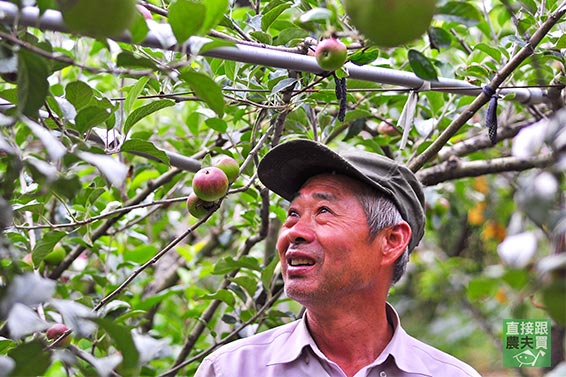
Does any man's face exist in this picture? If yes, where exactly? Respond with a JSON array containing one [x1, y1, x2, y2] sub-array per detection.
[[276, 174, 388, 306]]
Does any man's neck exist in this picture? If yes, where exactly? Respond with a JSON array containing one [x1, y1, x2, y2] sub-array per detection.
[[305, 303, 394, 377]]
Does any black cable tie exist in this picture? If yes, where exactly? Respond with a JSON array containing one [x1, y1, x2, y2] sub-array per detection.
[[484, 85, 499, 145]]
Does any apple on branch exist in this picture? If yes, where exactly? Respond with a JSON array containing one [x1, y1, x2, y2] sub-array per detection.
[[46, 323, 72, 347], [192, 167, 229, 202], [315, 38, 348, 72]]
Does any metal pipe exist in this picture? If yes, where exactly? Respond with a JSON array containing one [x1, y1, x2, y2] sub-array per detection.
[[0, 2, 550, 105]]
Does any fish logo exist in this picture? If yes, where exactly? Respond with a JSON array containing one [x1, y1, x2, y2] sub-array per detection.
[[513, 349, 546, 367]]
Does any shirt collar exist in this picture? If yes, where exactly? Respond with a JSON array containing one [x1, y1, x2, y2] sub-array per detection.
[[265, 314, 318, 365], [265, 303, 432, 375]]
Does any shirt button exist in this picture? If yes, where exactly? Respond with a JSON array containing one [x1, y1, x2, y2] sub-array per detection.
[[379, 372, 387, 377]]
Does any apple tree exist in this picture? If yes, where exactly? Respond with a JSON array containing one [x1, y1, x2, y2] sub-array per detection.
[[0, 0, 564, 376]]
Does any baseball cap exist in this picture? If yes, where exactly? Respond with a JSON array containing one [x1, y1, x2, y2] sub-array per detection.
[[257, 139, 425, 252]]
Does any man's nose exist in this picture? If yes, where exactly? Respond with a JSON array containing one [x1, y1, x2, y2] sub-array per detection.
[[286, 217, 315, 245]]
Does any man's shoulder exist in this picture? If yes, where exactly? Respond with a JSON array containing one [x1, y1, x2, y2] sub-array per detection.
[[403, 334, 482, 377]]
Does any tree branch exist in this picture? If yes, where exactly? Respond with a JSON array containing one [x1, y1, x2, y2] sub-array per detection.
[[437, 120, 531, 162], [417, 153, 556, 186]]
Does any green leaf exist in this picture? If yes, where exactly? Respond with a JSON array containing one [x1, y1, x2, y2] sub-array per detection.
[[74, 106, 113, 133], [129, 10, 149, 44], [124, 76, 150, 115], [7, 341, 51, 377], [436, 1, 482, 26], [116, 52, 157, 70], [250, 31, 273, 45], [17, 49, 49, 118], [213, 256, 261, 275], [200, 289, 235, 307], [123, 99, 175, 136], [168, 0, 206, 43], [274, 28, 309, 46], [179, 70, 225, 117], [201, 0, 229, 34], [297, 7, 332, 24], [204, 118, 227, 133], [32, 230, 66, 266], [261, 3, 290, 31], [348, 47, 379, 66], [408, 49, 438, 81], [428, 27, 453, 50], [474, 43, 502, 62], [555, 34, 566, 49], [93, 318, 140, 375], [65, 81, 93, 111], [120, 139, 170, 165]]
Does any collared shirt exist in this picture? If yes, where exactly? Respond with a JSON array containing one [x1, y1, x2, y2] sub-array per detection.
[[194, 304, 482, 377]]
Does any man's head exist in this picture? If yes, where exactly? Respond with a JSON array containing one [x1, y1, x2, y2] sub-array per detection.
[[257, 139, 425, 251]]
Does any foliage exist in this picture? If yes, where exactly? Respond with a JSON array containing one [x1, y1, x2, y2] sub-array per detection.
[[0, 0, 564, 376]]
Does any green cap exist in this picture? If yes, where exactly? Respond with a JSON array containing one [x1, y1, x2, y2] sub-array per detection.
[[258, 139, 425, 252]]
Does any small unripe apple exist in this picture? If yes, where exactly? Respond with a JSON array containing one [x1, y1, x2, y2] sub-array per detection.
[[186, 192, 215, 219], [215, 156, 239, 183], [44, 246, 66, 265], [315, 38, 348, 71], [378, 122, 398, 136], [46, 324, 72, 347], [192, 167, 229, 202]]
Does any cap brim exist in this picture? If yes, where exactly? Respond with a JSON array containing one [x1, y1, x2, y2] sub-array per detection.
[[258, 139, 390, 202]]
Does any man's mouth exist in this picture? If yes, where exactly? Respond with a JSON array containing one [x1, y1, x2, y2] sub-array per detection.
[[288, 257, 315, 267]]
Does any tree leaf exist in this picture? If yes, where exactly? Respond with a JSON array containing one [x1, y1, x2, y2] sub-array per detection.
[[17, 49, 49, 118], [348, 47, 379, 66], [116, 52, 157, 70], [124, 76, 150, 115], [168, 0, 206, 43], [22, 117, 66, 161], [76, 151, 128, 188], [408, 49, 438, 81], [7, 341, 50, 377], [261, 3, 290, 31], [7, 303, 49, 339], [428, 27, 453, 50], [74, 106, 113, 134], [436, 1, 482, 26], [179, 70, 225, 117], [65, 81, 93, 111], [123, 99, 175, 136], [201, 0, 229, 34], [93, 318, 140, 375], [204, 118, 227, 133], [0, 273, 55, 317], [120, 139, 170, 165], [32, 230, 66, 266]]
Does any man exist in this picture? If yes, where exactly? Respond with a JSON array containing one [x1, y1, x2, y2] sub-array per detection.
[[195, 139, 481, 377]]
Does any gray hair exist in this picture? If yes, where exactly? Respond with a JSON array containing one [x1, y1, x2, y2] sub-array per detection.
[[355, 186, 409, 285]]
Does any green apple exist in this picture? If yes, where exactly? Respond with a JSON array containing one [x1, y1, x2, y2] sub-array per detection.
[[192, 167, 229, 202], [186, 192, 214, 219], [315, 38, 348, 71], [345, 0, 437, 47], [44, 246, 66, 265], [214, 156, 239, 183], [58, 0, 137, 39]]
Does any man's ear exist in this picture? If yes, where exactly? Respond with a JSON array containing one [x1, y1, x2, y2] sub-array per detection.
[[378, 221, 412, 265]]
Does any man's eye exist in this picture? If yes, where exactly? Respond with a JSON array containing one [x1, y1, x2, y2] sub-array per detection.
[[318, 206, 331, 214], [287, 209, 299, 217]]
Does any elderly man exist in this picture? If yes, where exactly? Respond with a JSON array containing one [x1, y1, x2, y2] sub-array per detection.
[[195, 139, 481, 377]]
